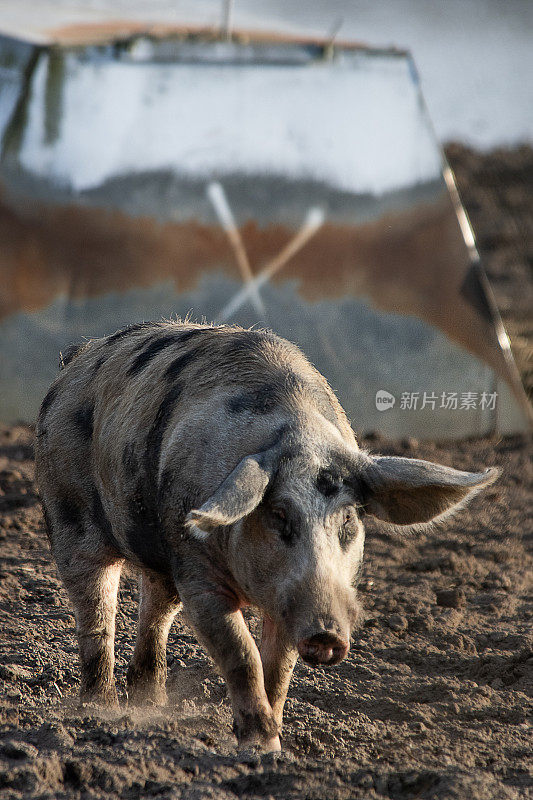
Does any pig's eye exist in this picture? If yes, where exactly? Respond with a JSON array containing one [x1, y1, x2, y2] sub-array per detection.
[[341, 506, 358, 531], [343, 508, 354, 526], [271, 508, 286, 526], [339, 507, 357, 548], [269, 507, 295, 544]]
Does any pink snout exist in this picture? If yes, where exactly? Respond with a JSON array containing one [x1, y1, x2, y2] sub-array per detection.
[[297, 632, 349, 666]]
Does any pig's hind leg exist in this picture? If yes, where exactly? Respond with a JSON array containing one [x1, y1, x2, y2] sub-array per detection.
[[126, 571, 181, 705], [42, 491, 123, 706], [54, 546, 123, 707]]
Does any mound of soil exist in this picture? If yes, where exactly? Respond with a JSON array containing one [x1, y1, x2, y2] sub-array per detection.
[[445, 143, 533, 400], [0, 423, 531, 800]]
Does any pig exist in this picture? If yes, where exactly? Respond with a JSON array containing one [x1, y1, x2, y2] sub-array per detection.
[[35, 322, 497, 751]]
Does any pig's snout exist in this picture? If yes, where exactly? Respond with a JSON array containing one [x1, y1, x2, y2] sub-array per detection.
[[297, 631, 349, 666]]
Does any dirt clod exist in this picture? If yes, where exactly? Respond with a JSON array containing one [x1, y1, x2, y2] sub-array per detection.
[[435, 588, 466, 609], [1, 741, 38, 761], [388, 614, 409, 632]]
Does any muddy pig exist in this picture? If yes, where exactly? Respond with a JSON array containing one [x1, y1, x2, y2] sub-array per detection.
[[35, 322, 497, 751]]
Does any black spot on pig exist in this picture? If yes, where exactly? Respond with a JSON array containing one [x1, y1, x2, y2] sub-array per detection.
[[157, 467, 173, 506], [225, 330, 273, 360], [105, 322, 162, 348], [73, 404, 94, 440], [37, 384, 59, 436], [164, 330, 218, 383], [164, 348, 201, 383], [127, 334, 184, 376], [59, 343, 86, 370], [144, 383, 184, 483], [123, 384, 186, 571], [122, 442, 138, 478], [316, 469, 343, 498], [227, 384, 279, 415], [92, 356, 106, 375], [56, 496, 84, 532], [175, 327, 214, 345], [126, 489, 168, 573], [91, 488, 121, 552]]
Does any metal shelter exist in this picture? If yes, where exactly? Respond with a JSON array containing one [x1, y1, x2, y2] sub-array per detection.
[[0, 26, 530, 436]]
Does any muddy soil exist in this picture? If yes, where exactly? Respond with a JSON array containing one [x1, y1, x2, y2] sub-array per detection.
[[0, 423, 531, 800], [1, 145, 532, 799]]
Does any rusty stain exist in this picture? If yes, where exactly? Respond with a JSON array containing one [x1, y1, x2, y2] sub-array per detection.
[[38, 22, 404, 55], [0, 188, 508, 381]]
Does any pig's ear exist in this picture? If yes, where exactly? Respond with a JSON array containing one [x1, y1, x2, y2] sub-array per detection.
[[185, 445, 280, 538], [358, 456, 499, 526]]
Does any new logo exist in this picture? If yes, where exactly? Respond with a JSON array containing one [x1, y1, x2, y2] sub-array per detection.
[[375, 390, 396, 411]]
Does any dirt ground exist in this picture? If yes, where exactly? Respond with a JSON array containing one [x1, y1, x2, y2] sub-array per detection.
[[0, 145, 532, 800]]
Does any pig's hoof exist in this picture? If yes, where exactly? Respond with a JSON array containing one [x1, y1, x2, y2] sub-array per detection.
[[233, 709, 280, 752], [79, 688, 119, 708], [237, 735, 281, 756], [126, 666, 167, 706], [126, 683, 167, 707]]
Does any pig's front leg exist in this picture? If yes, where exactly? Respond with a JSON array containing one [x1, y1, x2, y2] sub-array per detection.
[[260, 616, 298, 729], [179, 589, 280, 752]]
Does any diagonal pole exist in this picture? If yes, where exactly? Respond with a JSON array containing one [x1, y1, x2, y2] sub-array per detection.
[[216, 207, 325, 323], [207, 181, 266, 317]]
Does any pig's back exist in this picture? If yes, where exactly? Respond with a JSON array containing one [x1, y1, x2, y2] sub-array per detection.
[[35, 322, 354, 569]]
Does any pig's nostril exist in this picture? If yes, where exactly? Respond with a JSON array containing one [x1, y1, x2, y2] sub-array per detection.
[[297, 633, 349, 667]]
